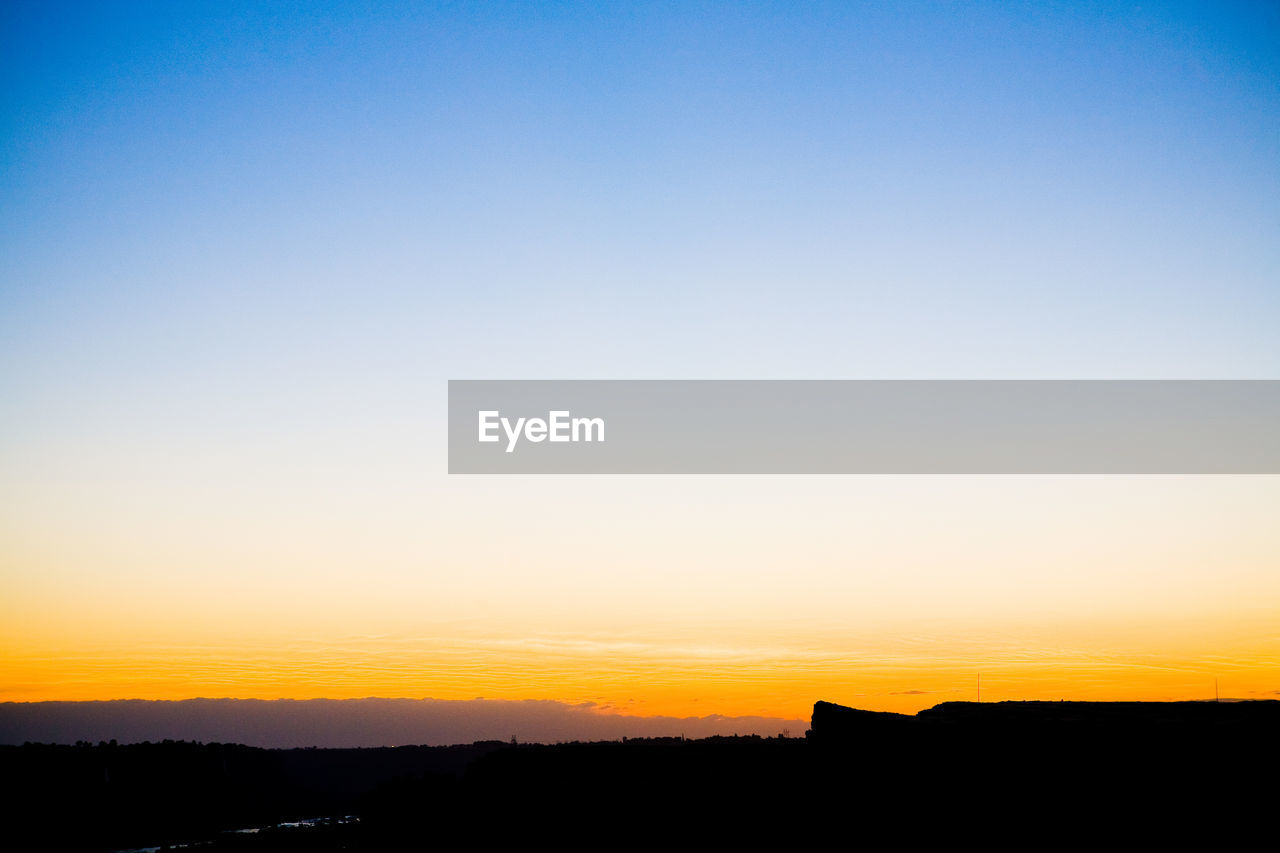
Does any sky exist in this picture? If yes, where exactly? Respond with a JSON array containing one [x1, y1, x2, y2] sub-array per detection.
[[2, 2, 1279, 727]]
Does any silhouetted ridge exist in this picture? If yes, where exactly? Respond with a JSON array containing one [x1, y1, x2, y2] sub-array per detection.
[[808, 699, 910, 741], [3, 699, 1275, 848]]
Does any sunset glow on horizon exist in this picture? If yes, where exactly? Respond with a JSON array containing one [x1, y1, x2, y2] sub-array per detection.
[[5, 615, 1279, 717], [5, 474, 1278, 718]]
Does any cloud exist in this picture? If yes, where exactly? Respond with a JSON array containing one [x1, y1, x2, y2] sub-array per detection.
[[0, 698, 807, 748], [889, 690, 929, 695]]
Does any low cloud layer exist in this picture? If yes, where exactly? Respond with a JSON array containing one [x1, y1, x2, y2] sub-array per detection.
[[0, 698, 807, 748]]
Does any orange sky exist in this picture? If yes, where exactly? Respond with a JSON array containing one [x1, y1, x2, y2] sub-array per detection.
[[5, 589, 1278, 718], [3, 476, 1278, 719]]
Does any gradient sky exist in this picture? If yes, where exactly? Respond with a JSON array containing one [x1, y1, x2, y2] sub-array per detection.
[[2, 2, 1279, 721]]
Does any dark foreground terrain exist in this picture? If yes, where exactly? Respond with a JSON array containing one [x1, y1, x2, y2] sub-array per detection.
[[2, 700, 1275, 849]]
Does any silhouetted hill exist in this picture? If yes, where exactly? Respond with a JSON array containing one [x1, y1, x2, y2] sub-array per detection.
[[3, 699, 1275, 849], [0, 697, 802, 747], [810, 697, 1280, 740]]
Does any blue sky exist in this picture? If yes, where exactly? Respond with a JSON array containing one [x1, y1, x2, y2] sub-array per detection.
[[4, 2, 1277, 394]]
